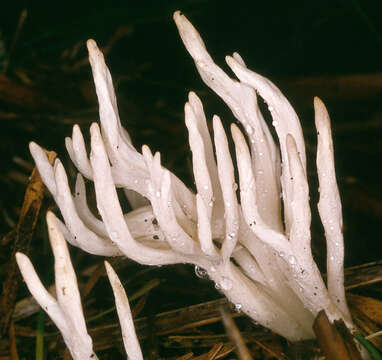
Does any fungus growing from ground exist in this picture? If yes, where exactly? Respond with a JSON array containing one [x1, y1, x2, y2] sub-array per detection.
[[19, 11, 357, 354]]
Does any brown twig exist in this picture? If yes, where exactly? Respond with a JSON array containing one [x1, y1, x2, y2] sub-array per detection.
[[205, 342, 224, 360], [82, 262, 105, 299], [62, 25, 133, 72], [8, 322, 19, 360], [249, 335, 290, 360], [313, 310, 362, 360], [344, 259, 382, 290], [219, 305, 252, 360], [173, 353, 194, 360], [192, 343, 235, 360], [0, 150, 56, 336]]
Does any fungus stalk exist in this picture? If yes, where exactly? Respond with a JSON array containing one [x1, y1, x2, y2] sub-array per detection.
[[16, 212, 143, 360], [27, 11, 355, 342]]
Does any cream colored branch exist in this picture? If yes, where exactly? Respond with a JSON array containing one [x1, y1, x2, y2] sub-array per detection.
[[104, 261, 143, 360], [213, 115, 239, 260], [315, 97, 351, 320], [16, 212, 97, 360]]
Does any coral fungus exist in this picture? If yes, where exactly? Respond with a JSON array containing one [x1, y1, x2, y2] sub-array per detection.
[[19, 11, 356, 352]]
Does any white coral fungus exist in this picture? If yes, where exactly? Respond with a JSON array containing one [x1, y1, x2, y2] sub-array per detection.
[[27, 11, 354, 341], [16, 212, 143, 360]]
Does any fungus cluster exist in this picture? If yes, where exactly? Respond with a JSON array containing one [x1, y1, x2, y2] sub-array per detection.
[[17, 11, 355, 359]]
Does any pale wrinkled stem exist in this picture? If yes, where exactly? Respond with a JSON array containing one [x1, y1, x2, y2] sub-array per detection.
[[315, 97, 350, 320], [105, 262, 143, 360], [16, 212, 97, 360]]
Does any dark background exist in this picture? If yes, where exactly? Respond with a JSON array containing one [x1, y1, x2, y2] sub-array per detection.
[[0, 0, 382, 358]]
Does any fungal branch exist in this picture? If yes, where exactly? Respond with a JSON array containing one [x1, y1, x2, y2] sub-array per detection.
[[22, 10, 355, 347], [16, 212, 143, 360]]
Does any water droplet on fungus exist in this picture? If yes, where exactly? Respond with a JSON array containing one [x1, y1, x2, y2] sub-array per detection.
[[288, 255, 297, 265], [220, 277, 233, 290], [194, 266, 208, 279], [234, 303, 242, 312]]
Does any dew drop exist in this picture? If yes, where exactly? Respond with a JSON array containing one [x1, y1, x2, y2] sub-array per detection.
[[220, 277, 233, 290], [203, 185, 209, 190], [245, 125, 253, 135], [210, 265, 216, 273], [288, 255, 297, 265], [234, 303, 242, 312], [155, 191, 161, 198], [272, 120, 279, 127], [279, 251, 285, 258], [194, 266, 208, 279], [268, 105, 274, 111]]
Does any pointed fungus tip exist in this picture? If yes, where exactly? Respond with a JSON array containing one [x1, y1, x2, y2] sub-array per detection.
[[86, 39, 97, 51]]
